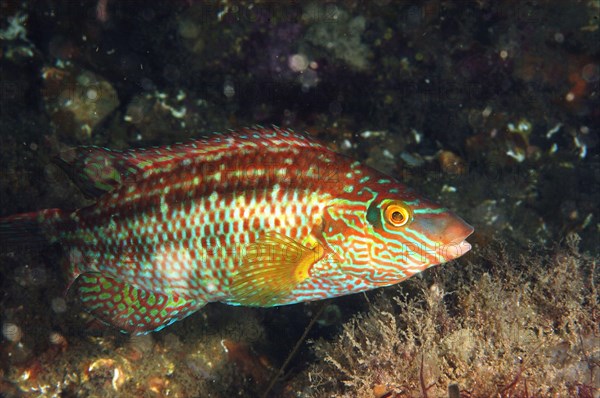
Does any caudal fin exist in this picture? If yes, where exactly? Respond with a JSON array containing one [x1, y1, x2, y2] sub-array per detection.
[[0, 209, 65, 250]]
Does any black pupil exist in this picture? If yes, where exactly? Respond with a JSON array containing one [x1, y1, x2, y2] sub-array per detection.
[[391, 210, 403, 223]]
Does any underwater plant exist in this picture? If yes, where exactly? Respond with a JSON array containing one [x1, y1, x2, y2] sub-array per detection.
[[296, 233, 598, 397]]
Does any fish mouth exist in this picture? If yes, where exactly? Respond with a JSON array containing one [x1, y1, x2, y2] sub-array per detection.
[[439, 225, 475, 261], [437, 222, 474, 261], [441, 238, 472, 260]]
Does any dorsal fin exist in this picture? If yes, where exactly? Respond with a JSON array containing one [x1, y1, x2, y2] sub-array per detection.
[[56, 126, 324, 197], [55, 147, 141, 197]]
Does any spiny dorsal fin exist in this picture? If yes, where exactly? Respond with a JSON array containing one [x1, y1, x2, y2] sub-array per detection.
[[56, 147, 140, 197], [56, 126, 325, 197], [55, 144, 204, 197]]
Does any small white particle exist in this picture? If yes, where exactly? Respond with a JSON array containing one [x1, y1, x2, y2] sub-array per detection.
[[506, 149, 525, 162], [340, 139, 353, 150], [565, 92, 575, 102], [382, 149, 395, 159], [574, 136, 587, 159], [411, 128, 422, 144], [482, 106, 492, 118], [546, 123, 562, 138], [441, 185, 457, 193]]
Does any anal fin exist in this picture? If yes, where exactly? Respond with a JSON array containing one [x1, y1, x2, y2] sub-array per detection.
[[73, 272, 205, 334]]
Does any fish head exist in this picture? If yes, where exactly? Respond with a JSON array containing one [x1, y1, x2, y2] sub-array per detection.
[[321, 187, 473, 287]]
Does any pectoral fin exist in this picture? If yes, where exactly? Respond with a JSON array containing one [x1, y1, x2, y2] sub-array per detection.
[[229, 233, 324, 306]]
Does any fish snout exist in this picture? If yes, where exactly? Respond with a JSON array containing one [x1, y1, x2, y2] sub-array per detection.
[[436, 216, 474, 261]]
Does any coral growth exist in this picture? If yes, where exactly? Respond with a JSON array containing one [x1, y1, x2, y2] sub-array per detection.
[[299, 234, 598, 397]]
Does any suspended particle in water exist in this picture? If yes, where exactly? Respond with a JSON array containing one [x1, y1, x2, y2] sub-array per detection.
[[2, 322, 22, 342], [51, 297, 67, 313], [289, 53, 309, 72]]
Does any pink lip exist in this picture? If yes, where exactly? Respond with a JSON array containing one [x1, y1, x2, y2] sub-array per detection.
[[454, 239, 472, 255], [436, 217, 474, 260], [437, 237, 473, 260]]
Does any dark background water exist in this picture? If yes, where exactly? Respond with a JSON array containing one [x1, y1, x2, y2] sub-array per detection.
[[0, 1, 598, 397]]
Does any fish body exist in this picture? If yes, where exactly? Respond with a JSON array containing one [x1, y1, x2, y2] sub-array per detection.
[[1, 127, 473, 334]]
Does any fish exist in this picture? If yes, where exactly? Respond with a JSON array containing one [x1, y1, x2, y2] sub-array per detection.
[[0, 127, 473, 334]]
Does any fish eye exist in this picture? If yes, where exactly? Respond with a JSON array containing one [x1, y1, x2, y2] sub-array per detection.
[[383, 201, 411, 227]]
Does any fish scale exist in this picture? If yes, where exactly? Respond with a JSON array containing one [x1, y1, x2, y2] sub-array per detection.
[[1, 126, 473, 334]]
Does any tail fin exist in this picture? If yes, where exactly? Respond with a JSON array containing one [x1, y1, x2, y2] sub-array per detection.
[[0, 209, 66, 250]]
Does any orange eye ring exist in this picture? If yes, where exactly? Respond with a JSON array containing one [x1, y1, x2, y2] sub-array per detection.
[[383, 201, 411, 228]]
